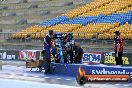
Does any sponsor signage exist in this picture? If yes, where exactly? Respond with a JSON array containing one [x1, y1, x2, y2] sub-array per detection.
[[82, 52, 102, 64], [85, 75, 130, 82], [76, 66, 130, 85], [83, 66, 132, 75], [19, 50, 40, 60], [103, 52, 130, 65], [0, 50, 18, 60], [91, 68, 132, 75]]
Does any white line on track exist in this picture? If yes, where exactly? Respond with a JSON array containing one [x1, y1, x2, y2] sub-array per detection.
[[56, 78, 61, 80], [115, 84, 121, 86], [65, 79, 71, 81], [44, 77, 49, 79], [34, 76, 39, 78], [123, 84, 130, 87]]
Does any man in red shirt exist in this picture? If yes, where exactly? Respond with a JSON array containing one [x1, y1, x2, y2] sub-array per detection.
[[114, 31, 123, 65]]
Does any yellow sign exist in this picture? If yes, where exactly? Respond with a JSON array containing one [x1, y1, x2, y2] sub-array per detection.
[[104, 55, 129, 64]]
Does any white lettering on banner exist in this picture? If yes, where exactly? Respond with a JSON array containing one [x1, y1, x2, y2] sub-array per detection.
[[3, 52, 6, 59], [92, 68, 132, 75], [0, 52, 16, 60], [7, 55, 11, 60], [82, 53, 101, 63], [19, 50, 37, 60], [12, 55, 15, 60]]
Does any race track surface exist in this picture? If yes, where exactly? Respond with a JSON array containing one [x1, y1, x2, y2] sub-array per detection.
[[0, 62, 131, 88]]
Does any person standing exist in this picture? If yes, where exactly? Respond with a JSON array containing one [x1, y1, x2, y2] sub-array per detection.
[[114, 31, 123, 65], [65, 33, 74, 63], [73, 42, 84, 64], [43, 30, 54, 74]]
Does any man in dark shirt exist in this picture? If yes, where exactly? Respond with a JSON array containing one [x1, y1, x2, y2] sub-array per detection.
[[43, 30, 54, 74], [114, 31, 123, 65], [73, 42, 84, 64]]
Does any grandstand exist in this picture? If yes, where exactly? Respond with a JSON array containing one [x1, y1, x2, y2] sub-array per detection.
[[9, 0, 132, 40], [0, 0, 87, 32], [1, 0, 132, 51]]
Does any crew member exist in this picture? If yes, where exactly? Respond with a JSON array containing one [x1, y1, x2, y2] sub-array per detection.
[[65, 33, 74, 63], [43, 30, 54, 74], [73, 42, 84, 64], [114, 31, 123, 65]]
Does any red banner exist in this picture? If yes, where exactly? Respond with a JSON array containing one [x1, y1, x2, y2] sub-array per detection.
[[19, 50, 37, 60]]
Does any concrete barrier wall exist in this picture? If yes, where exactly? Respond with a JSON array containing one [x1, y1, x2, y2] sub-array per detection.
[[0, 50, 132, 66], [103, 52, 132, 65], [18, 50, 40, 60], [0, 50, 19, 60], [51, 63, 132, 77], [0, 50, 40, 60]]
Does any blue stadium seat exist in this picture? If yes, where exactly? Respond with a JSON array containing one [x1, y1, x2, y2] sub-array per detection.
[[93, 11, 132, 25], [60, 15, 104, 25], [39, 11, 132, 27], [39, 16, 69, 26]]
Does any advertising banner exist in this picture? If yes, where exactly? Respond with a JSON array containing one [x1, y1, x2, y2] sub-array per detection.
[[76, 66, 130, 85], [0, 50, 18, 60], [82, 52, 102, 64], [19, 50, 40, 60], [51, 62, 132, 77], [103, 52, 130, 65]]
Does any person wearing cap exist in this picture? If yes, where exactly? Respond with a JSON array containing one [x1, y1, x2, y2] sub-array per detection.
[[42, 30, 54, 74], [114, 31, 123, 65]]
